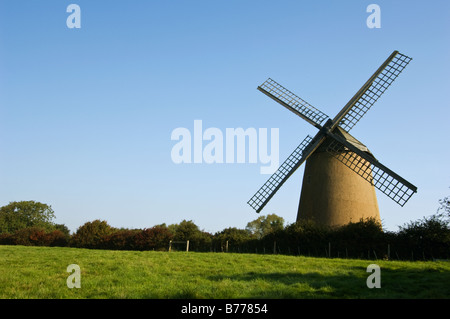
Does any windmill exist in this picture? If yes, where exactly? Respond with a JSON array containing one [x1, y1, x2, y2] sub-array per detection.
[[247, 50, 417, 227]]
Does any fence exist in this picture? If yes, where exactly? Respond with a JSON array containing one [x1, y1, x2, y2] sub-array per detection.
[[169, 240, 190, 252], [205, 240, 450, 261]]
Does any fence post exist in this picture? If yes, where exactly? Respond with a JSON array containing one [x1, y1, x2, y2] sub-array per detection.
[[225, 240, 228, 253], [169, 240, 172, 252], [186, 240, 189, 252]]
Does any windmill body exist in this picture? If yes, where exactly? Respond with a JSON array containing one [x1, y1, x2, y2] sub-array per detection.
[[248, 51, 417, 227], [296, 128, 380, 227]]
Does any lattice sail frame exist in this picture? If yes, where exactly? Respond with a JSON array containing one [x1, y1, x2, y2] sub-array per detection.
[[247, 135, 313, 213], [337, 52, 412, 132], [325, 136, 416, 207], [258, 78, 329, 128]]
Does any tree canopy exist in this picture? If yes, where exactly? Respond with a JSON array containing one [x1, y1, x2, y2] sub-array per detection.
[[245, 214, 285, 239], [0, 201, 56, 234], [169, 220, 212, 251], [437, 189, 450, 223]]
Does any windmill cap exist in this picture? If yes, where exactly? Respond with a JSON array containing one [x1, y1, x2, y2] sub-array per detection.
[[317, 126, 375, 158]]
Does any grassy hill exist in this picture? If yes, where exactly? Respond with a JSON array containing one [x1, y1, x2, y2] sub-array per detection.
[[0, 245, 449, 299]]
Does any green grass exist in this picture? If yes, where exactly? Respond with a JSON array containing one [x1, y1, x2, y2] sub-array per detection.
[[0, 245, 449, 299]]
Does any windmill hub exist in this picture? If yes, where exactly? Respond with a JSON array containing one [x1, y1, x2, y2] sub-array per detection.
[[320, 119, 334, 136], [248, 51, 417, 228]]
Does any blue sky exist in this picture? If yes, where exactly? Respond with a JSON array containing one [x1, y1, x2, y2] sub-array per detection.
[[0, 0, 449, 234]]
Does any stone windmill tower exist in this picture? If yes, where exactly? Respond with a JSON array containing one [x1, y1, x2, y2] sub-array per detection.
[[247, 51, 417, 228]]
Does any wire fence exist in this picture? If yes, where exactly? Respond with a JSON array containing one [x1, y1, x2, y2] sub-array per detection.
[[183, 240, 449, 261]]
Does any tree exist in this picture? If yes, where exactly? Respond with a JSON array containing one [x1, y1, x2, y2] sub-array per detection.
[[214, 227, 252, 251], [245, 214, 285, 239], [169, 220, 212, 251], [0, 201, 56, 234], [170, 220, 200, 241], [398, 215, 450, 259], [437, 188, 450, 223], [215, 227, 252, 244]]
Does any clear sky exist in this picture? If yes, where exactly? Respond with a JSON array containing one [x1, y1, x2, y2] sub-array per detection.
[[0, 0, 449, 234]]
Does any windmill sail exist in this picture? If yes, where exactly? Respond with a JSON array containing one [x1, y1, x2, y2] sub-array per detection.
[[325, 132, 417, 206], [248, 135, 318, 213], [332, 51, 412, 132], [258, 78, 329, 129]]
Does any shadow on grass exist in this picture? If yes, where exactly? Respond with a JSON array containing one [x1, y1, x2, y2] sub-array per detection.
[[202, 269, 367, 299], [202, 266, 450, 299]]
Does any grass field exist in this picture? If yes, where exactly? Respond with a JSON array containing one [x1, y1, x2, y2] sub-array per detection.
[[0, 245, 449, 299]]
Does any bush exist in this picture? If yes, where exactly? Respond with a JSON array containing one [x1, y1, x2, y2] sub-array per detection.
[[0, 232, 14, 245], [12, 227, 48, 246], [45, 230, 69, 247], [133, 226, 174, 251], [53, 224, 71, 237], [397, 215, 450, 259], [70, 220, 115, 249], [1, 227, 69, 246], [192, 231, 213, 252], [101, 229, 139, 250], [213, 227, 253, 252], [169, 220, 212, 251], [100, 226, 175, 251], [331, 217, 384, 258], [282, 220, 331, 255]]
